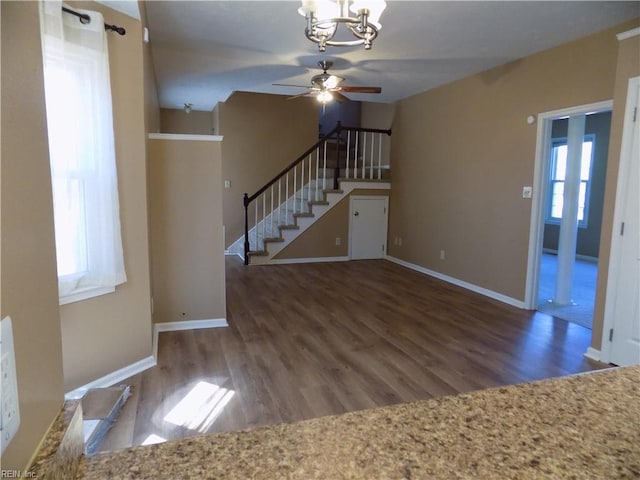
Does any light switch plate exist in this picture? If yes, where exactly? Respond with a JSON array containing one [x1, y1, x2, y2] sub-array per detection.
[[1, 316, 21, 455], [522, 186, 533, 198]]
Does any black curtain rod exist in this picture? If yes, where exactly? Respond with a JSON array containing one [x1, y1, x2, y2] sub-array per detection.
[[62, 6, 126, 35]]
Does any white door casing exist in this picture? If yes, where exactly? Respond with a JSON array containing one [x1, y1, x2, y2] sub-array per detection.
[[349, 196, 389, 260], [602, 76, 640, 366], [525, 100, 613, 311]]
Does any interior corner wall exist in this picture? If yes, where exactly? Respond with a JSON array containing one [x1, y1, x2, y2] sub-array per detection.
[[218, 92, 318, 248], [361, 102, 395, 167], [387, 19, 638, 304], [159, 108, 214, 135], [148, 138, 226, 324], [59, 2, 153, 392], [140, 0, 160, 134], [592, 27, 640, 351], [1, 1, 65, 471]]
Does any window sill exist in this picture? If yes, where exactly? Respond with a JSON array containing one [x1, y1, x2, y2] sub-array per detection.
[[59, 286, 115, 306]]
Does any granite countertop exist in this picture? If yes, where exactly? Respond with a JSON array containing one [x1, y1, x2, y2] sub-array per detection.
[[77, 366, 640, 479]]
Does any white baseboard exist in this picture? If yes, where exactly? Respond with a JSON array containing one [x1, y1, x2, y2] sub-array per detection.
[[268, 256, 350, 265], [153, 318, 228, 333], [584, 347, 602, 362], [542, 248, 598, 263], [385, 255, 526, 309], [153, 318, 228, 360], [65, 355, 156, 400]]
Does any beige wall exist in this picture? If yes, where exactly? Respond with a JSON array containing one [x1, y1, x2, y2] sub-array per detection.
[[218, 92, 318, 247], [160, 108, 214, 135], [275, 189, 389, 260], [592, 29, 640, 350], [59, 2, 153, 391], [148, 138, 226, 324], [387, 20, 638, 305], [0, 2, 65, 471]]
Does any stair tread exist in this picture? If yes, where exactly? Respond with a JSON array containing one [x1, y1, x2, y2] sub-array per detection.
[[323, 189, 344, 194], [278, 224, 299, 230], [339, 178, 390, 183], [293, 212, 314, 217], [248, 250, 269, 256], [263, 237, 284, 243], [308, 200, 329, 205]]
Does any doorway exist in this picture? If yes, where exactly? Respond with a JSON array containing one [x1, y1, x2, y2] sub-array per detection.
[[525, 100, 613, 329], [349, 196, 388, 260], [536, 111, 612, 329]]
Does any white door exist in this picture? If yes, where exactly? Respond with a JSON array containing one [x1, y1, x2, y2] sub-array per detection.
[[350, 197, 388, 260], [606, 77, 640, 366]]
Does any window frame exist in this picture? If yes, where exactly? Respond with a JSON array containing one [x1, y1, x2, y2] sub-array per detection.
[[545, 134, 595, 229]]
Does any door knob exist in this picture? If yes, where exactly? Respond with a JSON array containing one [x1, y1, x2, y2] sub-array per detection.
[[354, 211, 359, 216]]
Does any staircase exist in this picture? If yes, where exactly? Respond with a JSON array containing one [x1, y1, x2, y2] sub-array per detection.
[[228, 123, 392, 265]]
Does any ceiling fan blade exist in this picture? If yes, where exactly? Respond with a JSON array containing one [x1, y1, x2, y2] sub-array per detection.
[[333, 92, 350, 103], [273, 83, 310, 88], [340, 86, 382, 94], [287, 90, 314, 100]]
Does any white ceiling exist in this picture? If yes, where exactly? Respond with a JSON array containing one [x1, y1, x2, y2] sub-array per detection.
[[145, 1, 640, 111]]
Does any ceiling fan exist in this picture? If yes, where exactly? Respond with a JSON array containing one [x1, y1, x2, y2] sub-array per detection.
[[273, 60, 381, 104]]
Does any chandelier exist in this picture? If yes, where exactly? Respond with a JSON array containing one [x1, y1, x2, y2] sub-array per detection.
[[298, 0, 387, 52]]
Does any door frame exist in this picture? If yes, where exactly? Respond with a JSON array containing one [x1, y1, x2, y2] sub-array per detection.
[[348, 195, 389, 260], [601, 76, 640, 364], [524, 99, 613, 311]]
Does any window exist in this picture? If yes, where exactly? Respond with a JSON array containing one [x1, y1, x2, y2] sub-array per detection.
[[40, 2, 126, 305], [546, 135, 594, 227]]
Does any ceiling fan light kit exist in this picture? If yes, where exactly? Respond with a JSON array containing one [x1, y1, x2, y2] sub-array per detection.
[[298, 0, 386, 52], [273, 60, 382, 106]]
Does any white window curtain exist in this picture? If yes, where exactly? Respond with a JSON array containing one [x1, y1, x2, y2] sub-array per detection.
[[40, 1, 126, 304]]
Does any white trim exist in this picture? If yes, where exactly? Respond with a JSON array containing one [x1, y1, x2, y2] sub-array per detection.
[[385, 255, 526, 309], [267, 256, 349, 265], [542, 248, 598, 263], [525, 99, 613, 310], [584, 347, 602, 362], [601, 76, 640, 365], [59, 285, 114, 306], [152, 318, 228, 360], [65, 356, 156, 400], [349, 195, 389, 260], [148, 133, 223, 142], [153, 318, 228, 333], [617, 27, 640, 41]]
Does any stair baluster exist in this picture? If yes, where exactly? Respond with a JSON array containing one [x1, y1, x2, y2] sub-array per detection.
[[242, 123, 391, 264]]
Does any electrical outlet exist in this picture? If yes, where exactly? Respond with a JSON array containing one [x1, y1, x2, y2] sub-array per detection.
[[224, 180, 231, 189], [522, 186, 532, 198], [440, 250, 446, 260], [398, 237, 402, 246], [1, 316, 21, 455], [335, 237, 341, 246]]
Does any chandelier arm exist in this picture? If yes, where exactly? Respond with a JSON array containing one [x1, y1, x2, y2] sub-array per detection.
[[306, 18, 379, 48], [344, 23, 378, 42]]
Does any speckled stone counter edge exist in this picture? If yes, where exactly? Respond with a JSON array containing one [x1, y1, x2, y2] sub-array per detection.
[[28, 400, 84, 480]]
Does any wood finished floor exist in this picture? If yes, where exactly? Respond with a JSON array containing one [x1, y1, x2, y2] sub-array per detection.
[[99, 256, 606, 452]]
